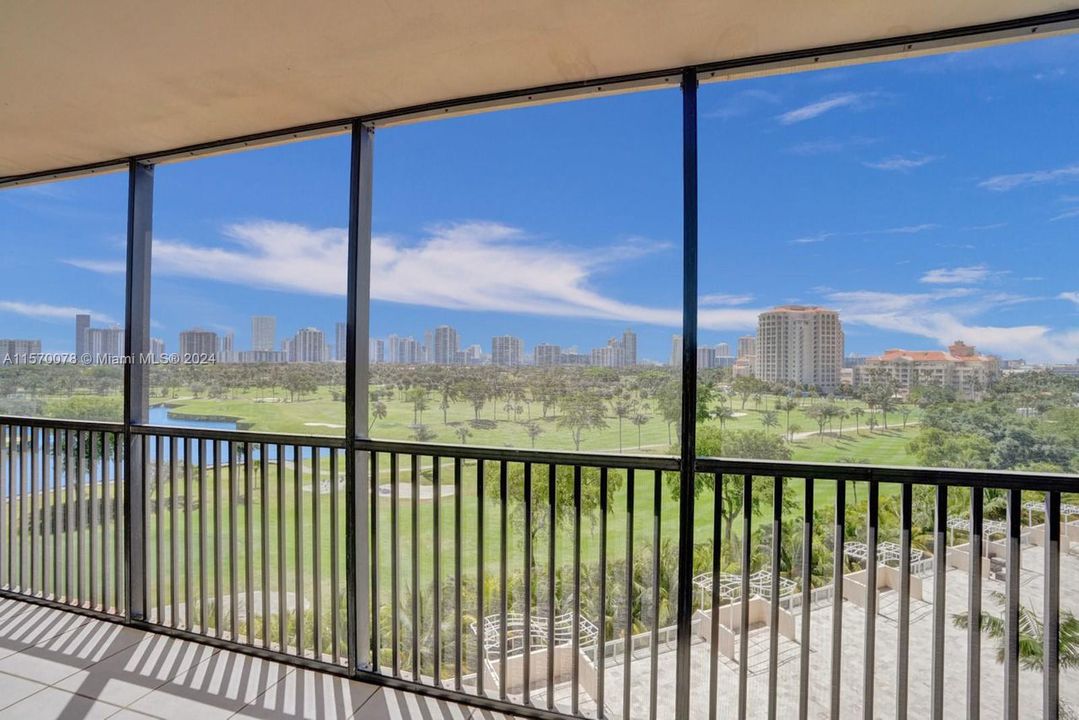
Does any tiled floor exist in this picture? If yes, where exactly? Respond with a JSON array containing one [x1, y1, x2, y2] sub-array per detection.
[[0, 598, 518, 720]]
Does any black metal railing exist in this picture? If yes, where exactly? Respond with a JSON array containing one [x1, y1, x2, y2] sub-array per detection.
[[0, 416, 1073, 719], [0, 417, 125, 615]]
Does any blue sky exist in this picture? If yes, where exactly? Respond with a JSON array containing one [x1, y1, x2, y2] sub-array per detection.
[[2, 34, 1078, 364]]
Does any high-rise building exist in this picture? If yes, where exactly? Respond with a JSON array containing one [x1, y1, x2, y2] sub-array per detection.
[[75, 313, 90, 356], [716, 342, 731, 357], [388, 334, 400, 364], [622, 328, 638, 366], [370, 339, 385, 364], [251, 316, 276, 352], [423, 328, 434, 364], [179, 329, 218, 361], [150, 337, 166, 359], [534, 343, 562, 367], [670, 335, 683, 367], [289, 327, 326, 363], [697, 346, 716, 369], [0, 339, 42, 364], [737, 335, 756, 359], [396, 336, 421, 364], [433, 325, 460, 365], [755, 305, 844, 391], [591, 337, 625, 368], [491, 335, 524, 366], [336, 322, 347, 362], [463, 344, 484, 365], [86, 325, 123, 364], [217, 332, 236, 363]]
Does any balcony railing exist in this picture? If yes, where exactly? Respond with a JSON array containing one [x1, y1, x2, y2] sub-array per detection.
[[0, 415, 1073, 719]]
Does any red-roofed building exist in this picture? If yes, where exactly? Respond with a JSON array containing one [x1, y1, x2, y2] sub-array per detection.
[[853, 341, 1000, 399]]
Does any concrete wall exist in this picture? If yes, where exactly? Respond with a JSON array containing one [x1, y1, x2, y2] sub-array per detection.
[[483, 645, 596, 698], [694, 597, 797, 661], [842, 564, 924, 608]]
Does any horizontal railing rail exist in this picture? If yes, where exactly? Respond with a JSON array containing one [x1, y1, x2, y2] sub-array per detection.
[[697, 455, 1079, 490], [1, 417, 1074, 719], [0, 414, 125, 434], [355, 437, 680, 471]]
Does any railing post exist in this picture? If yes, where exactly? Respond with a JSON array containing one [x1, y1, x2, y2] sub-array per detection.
[[123, 159, 153, 622], [346, 121, 374, 671], [674, 66, 699, 720]]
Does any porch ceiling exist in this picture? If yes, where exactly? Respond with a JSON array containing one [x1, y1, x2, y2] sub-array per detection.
[[1, 1, 1076, 178]]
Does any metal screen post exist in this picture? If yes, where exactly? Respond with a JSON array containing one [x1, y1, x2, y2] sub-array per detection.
[[346, 121, 375, 671], [674, 66, 699, 720], [123, 159, 153, 622]]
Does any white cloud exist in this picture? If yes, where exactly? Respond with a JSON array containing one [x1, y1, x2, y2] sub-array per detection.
[[0, 300, 114, 324], [790, 232, 833, 245], [920, 265, 992, 284], [791, 223, 938, 245], [1059, 291, 1079, 307], [978, 163, 1079, 191], [64, 258, 126, 273], [777, 93, 870, 124], [1050, 208, 1079, 222], [824, 288, 1079, 363], [786, 136, 876, 156], [863, 154, 938, 171], [705, 89, 780, 120], [963, 223, 1007, 231], [67, 220, 761, 333], [874, 223, 940, 235], [700, 293, 754, 307]]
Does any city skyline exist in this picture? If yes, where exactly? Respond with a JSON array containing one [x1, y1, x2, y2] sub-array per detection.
[[7, 308, 1070, 375]]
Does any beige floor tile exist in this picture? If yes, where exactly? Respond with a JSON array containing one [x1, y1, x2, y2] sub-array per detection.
[[232, 667, 377, 720], [0, 604, 90, 659], [0, 671, 49, 711], [0, 686, 122, 720], [0, 617, 144, 684], [128, 651, 291, 720], [353, 687, 473, 720], [55, 632, 218, 707]]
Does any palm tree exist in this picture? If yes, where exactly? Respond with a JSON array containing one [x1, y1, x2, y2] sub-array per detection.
[[525, 422, 543, 448], [788, 422, 803, 443], [714, 405, 736, 430], [761, 410, 780, 433], [850, 406, 865, 434], [835, 408, 849, 438], [867, 415, 879, 433], [612, 399, 634, 453], [455, 426, 471, 445], [777, 398, 799, 440], [954, 591, 1079, 715], [631, 411, 651, 449], [370, 400, 388, 430]]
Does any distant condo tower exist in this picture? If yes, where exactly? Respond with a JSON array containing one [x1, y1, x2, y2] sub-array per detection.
[[433, 325, 460, 365], [491, 335, 524, 366], [251, 315, 276, 352], [75, 313, 90, 357], [755, 305, 843, 391]]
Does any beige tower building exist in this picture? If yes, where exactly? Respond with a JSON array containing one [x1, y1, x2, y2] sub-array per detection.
[[755, 306, 844, 391]]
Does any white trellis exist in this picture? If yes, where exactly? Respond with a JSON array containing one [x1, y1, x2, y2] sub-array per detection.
[[1023, 500, 1079, 527], [844, 541, 923, 568], [692, 570, 795, 602], [946, 516, 1008, 546], [471, 611, 599, 659]]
